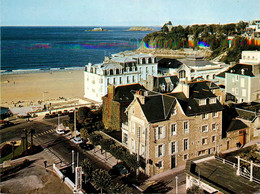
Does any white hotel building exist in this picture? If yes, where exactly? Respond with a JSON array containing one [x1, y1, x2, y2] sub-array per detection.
[[84, 52, 158, 102]]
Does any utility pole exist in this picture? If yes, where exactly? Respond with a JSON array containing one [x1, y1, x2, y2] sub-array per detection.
[[175, 176, 178, 194], [74, 108, 76, 138], [72, 150, 75, 174]]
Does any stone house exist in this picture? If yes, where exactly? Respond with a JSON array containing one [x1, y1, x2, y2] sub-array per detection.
[[102, 84, 145, 131], [122, 81, 223, 176]]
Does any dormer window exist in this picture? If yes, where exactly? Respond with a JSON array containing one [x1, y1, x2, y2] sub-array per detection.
[[199, 99, 206, 106], [172, 107, 177, 115], [160, 84, 165, 92], [209, 97, 217, 104]]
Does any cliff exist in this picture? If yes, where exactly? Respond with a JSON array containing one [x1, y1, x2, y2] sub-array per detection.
[[126, 26, 155, 31]]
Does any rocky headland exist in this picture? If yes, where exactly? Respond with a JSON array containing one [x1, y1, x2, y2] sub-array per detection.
[[85, 27, 109, 32], [126, 26, 155, 31]]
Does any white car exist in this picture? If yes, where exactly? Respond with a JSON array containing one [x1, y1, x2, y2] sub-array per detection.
[[72, 137, 83, 144], [56, 128, 65, 134]]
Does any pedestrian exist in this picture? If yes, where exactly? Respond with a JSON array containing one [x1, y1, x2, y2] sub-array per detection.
[[44, 160, 47, 168]]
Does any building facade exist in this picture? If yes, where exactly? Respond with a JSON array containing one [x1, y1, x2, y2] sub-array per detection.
[[224, 51, 260, 103], [122, 81, 223, 176], [84, 52, 158, 102]]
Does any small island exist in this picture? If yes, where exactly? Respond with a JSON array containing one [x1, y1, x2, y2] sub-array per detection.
[[126, 26, 155, 31], [85, 27, 109, 32]]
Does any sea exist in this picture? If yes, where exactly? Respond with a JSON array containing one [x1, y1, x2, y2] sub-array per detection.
[[1, 26, 159, 74]]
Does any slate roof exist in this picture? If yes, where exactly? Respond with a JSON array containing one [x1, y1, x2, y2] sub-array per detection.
[[235, 108, 256, 121], [110, 56, 136, 63], [227, 119, 248, 132], [113, 84, 146, 102], [224, 63, 255, 76], [153, 76, 179, 92], [178, 58, 217, 67], [157, 58, 183, 69], [139, 94, 176, 123]]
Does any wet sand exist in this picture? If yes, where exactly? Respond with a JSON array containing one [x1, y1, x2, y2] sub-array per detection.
[[1, 70, 84, 107]]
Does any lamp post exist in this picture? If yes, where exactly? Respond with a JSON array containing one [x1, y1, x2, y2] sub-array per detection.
[[175, 176, 178, 194]]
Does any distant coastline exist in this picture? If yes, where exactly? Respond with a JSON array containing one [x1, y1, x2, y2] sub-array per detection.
[[126, 26, 155, 31]]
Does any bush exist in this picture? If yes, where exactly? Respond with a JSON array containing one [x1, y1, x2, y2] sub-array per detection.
[[0, 144, 12, 158]]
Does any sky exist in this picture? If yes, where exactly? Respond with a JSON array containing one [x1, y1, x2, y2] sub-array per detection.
[[1, 0, 260, 26]]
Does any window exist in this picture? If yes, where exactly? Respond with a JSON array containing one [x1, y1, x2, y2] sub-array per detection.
[[184, 154, 188, 160], [236, 75, 239, 81], [241, 78, 245, 87], [141, 144, 145, 156], [212, 123, 216, 130], [127, 76, 129, 83], [184, 139, 189, 151], [170, 141, 178, 154], [158, 144, 163, 157], [119, 77, 122, 84], [123, 133, 128, 145], [202, 125, 208, 132], [132, 76, 135, 82], [199, 99, 206, 106], [212, 112, 218, 118], [155, 126, 166, 140], [184, 121, 189, 133], [158, 161, 163, 169], [131, 139, 135, 152], [209, 98, 216, 104], [212, 136, 216, 142], [132, 122, 136, 134], [202, 113, 208, 120], [235, 88, 239, 95], [107, 78, 110, 85], [113, 78, 116, 84], [172, 107, 177, 115], [202, 138, 208, 145], [171, 123, 177, 136], [242, 89, 246, 97]]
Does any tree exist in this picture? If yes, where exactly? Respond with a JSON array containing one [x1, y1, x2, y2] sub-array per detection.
[[187, 185, 205, 194], [10, 141, 16, 159], [92, 169, 112, 194], [22, 129, 29, 153], [80, 128, 89, 141], [77, 107, 92, 124], [108, 183, 127, 194], [21, 134, 25, 152], [82, 159, 94, 182], [29, 128, 35, 152]]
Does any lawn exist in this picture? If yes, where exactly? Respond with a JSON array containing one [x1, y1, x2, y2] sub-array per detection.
[[0, 144, 28, 163]]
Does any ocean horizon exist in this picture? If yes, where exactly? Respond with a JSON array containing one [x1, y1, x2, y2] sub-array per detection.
[[1, 26, 160, 74]]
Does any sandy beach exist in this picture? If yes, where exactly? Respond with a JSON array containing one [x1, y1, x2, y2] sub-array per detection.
[[1, 70, 84, 108]]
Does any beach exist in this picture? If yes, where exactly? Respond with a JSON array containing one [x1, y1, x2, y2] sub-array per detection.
[[1, 70, 84, 108]]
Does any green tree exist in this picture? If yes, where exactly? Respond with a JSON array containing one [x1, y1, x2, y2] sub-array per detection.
[[108, 183, 127, 194], [10, 141, 16, 159], [22, 129, 29, 153], [187, 185, 205, 194], [29, 128, 35, 151], [77, 107, 92, 124], [80, 128, 89, 141], [82, 159, 94, 182], [92, 169, 112, 194]]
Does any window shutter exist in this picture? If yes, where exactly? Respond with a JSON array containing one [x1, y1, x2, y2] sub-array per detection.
[[169, 142, 172, 155], [163, 144, 166, 156], [155, 128, 158, 140], [155, 145, 158, 158], [177, 141, 179, 153], [163, 126, 166, 138]]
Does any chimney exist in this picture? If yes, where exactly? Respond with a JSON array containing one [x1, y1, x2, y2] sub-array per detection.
[[108, 85, 115, 100], [135, 90, 146, 105]]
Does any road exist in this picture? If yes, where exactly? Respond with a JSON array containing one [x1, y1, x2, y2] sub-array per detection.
[[0, 116, 110, 170]]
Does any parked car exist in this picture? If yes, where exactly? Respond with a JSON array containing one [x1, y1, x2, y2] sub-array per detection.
[[63, 110, 68, 115], [57, 111, 63, 116], [72, 137, 83, 144], [56, 128, 65, 134], [111, 164, 128, 176]]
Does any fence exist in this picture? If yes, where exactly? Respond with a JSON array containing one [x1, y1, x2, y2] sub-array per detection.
[[214, 155, 260, 185]]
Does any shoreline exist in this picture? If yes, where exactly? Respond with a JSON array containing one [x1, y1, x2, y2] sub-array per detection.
[[1, 69, 85, 108], [0, 66, 85, 75]]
